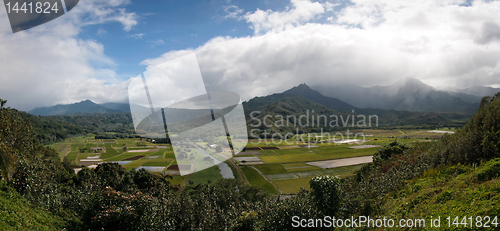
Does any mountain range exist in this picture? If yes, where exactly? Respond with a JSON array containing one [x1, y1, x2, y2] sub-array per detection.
[[29, 100, 131, 116], [312, 78, 490, 115], [27, 79, 497, 125], [243, 84, 454, 130], [456, 86, 500, 97]]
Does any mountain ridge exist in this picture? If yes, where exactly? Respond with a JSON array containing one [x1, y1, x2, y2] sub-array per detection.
[[313, 78, 481, 114], [29, 100, 122, 116]]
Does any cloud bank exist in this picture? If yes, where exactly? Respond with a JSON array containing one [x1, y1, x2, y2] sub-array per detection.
[[3, 0, 500, 110], [143, 0, 500, 102], [0, 0, 136, 110]]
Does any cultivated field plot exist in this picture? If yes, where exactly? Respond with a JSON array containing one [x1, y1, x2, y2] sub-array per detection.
[[272, 177, 313, 195], [49, 128, 441, 195], [233, 156, 263, 165], [349, 145, 381, 149], [238, 130, 438, 194], [128, 149, 152, 153], [266, 173, 298, 180], [122, 155, 145, 161], [136, 166, 165, 172], [53, 137, 175, 171], [235, 151, 260, 156], [257, 146, 378, 164], [307, 156, 373, 169]]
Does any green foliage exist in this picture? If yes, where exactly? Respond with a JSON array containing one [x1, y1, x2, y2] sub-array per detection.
[[309, 175, 341, 215], [372, 141, 410, 164], [441, 94, 500, 164], [257, 190, 320, 231], [241, 166, 278, 194], [0, 100, 33, 180], [380, 159, 500, 230], [0, 180, 66, 230], [22, 111, 138, 145], [329, 93, 500, 218], [474, 158, 500, 182]]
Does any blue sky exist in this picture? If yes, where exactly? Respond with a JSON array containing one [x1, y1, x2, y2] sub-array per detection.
[[81, 0, 292, 80], [1, 0, 500, 110]]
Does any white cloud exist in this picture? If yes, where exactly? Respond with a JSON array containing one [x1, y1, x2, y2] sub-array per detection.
[[243, 0, 325, 34], [142, 0, 500, 101], [96, 28, 107, 36], [223, 5, 244, 19], [148, 39, 165, 47], [0, 0, 137, 110], [131, 33, 144, 39]]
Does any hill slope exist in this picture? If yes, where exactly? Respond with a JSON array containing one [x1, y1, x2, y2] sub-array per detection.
[[29, 100, 120, 116], [381, 159, 500, 229], [281, 84, 355, 112], [244, 84, 453, 129], [458, 85, 500, 97], [0, 181, 66, 230], [313, 78, 480, 114]]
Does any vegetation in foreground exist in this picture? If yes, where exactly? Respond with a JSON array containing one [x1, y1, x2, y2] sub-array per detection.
[[0, 92, 499, 230]]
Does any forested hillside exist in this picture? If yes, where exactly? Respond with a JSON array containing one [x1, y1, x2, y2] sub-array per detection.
[[19, 111, 137, 145]]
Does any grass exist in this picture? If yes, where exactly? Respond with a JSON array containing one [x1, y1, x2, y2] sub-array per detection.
[[168, 176, 187, 186], [240, 166, 278, 194], [295, 171, 319, 178], [380, 160, 500, 230], [254, 164, 288, 175], [163, 151, 175, 158], [142, 158, 175, 167], [188, 165, 223, 186], [266, 173, 298, 180], [100, 143, 119, 159], [66, 151, 79, 162], [283, 162, 309, 168], [287, 166, 321, 172], [317, 164, 364, 176], [273, 177, 313, 195], [0, 181, 66, 230], [105, 151, 151, 161], [259, 155, 284, 164], [122, 159, 151, 170]]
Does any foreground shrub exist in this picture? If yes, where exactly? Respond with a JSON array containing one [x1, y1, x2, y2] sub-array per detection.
[[309, 175, 341, 215], [475, 158, 500, 182]]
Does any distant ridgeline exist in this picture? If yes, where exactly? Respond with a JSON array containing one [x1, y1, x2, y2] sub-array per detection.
[[19, 111, 137, 145], [18, 81, 490, 143], [242, 84, 470, 138]]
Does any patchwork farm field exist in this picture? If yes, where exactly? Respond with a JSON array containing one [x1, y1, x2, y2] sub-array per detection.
[[49, 128, 448, 195]]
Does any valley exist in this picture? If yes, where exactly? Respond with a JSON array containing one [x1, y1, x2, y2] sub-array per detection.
[[51, 128, 453, 195]]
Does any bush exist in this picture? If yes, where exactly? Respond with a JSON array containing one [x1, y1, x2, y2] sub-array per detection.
[[309, 175, 341, 215], [475, 158, 500, 182], [372, 141, 409, 164]]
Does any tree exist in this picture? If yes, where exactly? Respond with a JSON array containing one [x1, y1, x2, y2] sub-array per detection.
[[372, 141, 409, 164], [309, 175, 341, 215], [0, 99, 33, 180]]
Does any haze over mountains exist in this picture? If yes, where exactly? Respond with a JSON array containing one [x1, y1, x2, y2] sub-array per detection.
[[29, 100, 131, 116], [27, 78, 498, 119], [312, 78, 491, 115], [243, 83, 453, 129], [457, 86, 500, 98]]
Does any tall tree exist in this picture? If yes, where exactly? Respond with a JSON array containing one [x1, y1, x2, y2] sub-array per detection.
[[0, 99, 33, 180]]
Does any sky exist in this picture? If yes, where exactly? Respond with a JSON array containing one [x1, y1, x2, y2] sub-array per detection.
[[1, 0, 500, 111]]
